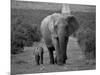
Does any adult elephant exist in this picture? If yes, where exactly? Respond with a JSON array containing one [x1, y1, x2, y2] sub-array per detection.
[[40, 4, 79, 65]]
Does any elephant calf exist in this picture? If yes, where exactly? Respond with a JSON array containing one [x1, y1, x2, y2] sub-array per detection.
[[34, 46, 44, 65]]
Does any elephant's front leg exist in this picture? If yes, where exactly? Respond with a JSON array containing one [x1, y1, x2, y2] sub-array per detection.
[[48, 46, 55, 64], [40, 52, 43, 64]]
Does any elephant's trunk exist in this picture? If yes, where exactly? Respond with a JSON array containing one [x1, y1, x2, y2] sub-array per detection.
[[57, 29, 69, 65]]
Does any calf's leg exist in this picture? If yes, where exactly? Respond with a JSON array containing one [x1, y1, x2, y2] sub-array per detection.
[[35, 54, 40, 65]]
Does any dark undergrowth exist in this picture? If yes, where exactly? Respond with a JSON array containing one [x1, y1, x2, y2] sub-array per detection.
[[72, 12, 96, 59]]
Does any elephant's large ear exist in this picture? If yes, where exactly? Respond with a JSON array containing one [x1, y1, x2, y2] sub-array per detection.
[[67, 16, 79, 36]]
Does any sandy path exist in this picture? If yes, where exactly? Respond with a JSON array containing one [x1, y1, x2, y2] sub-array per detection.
[[11, 37, 95, 75]]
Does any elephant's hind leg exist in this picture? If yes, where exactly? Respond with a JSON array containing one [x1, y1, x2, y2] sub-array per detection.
[[48, 46, 55, 64]]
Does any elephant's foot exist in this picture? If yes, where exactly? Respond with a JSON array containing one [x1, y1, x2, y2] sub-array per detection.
[[57, 62, 64, 65], [56, 59, 66, 65], [36, 63, 40, 65], [55, 59, 57, 64], [54, 56, 67, 65], [63, 60, 66, 64], [50, 59, 55, 64], [65, 56, 68, 60], [40, 61, 43, 64]]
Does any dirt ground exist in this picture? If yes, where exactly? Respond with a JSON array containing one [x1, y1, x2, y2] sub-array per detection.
[[11, 37, 96, 75]]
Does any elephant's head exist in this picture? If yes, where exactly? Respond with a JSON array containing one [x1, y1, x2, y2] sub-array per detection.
[[51, 14, 79, 65]]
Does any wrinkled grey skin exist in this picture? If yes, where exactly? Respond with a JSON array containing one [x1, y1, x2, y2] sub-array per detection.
[[41, 13, 79, 65]]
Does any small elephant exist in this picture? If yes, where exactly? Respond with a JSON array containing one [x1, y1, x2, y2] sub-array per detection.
[[34, 46, 44, 65], [40, 5, 79, 65]]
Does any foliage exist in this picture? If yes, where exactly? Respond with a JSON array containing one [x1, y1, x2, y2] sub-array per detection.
[[76, 28, 96, 59], [11, 15, 41, 54], [73, 12, 96, 59]]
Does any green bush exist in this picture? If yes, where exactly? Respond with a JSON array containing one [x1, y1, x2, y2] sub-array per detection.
[[11, 16, 41, 54], [72, 12, 96, 59], [76, 28, 96, 59]]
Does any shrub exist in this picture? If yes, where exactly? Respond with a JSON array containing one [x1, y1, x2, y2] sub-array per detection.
[[72, 12, 96, 59], [76, 28, 96, 59], [11, 16, 41, 54]]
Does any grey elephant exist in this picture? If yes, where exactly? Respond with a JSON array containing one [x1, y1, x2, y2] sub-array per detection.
[[40, 5, 79, 65]]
